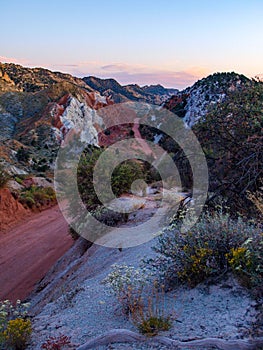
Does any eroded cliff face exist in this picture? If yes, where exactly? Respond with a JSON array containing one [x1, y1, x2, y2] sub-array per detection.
[[0, 78, 113, 174], [0, 188, 28, 231], [51, 95, 103, 146]]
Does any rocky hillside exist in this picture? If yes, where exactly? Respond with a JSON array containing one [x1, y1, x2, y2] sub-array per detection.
[[0, 64, 255, 179], [0, 86, 112, 174], [83, 76, 178, 104], [164, 72, 251, 127], [0, 63, 93, 93], [0, 63, 180, 175]]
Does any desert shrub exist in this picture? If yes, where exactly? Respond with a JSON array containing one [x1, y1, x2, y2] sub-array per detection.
[[132, 283, 172, 336], [77, 147, 146, 210], [0, 300, 30, 348], [103, 265, 173, 335], [3, 318, 31, 350], [41, 334, 72, 349], [102, 264, 149, 315], [0, 165, 10, 188], [146, 211, 262, 288], [137, 316, 171, 336], [227, 235, 263, 291], [0, 300, 30, 330], [19, 186, 56, 208]]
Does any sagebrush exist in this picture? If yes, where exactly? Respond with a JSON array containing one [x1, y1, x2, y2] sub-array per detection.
[[146, 211, 262, 290]]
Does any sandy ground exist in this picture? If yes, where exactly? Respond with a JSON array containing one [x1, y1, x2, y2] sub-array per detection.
[[27, 195, 260, 349], [0, 205, 73, 302]]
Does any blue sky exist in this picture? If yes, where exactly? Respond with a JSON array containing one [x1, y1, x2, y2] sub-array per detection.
[[1, 0, 262, 88]]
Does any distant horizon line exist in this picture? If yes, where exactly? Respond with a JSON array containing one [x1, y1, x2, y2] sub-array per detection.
[[0, 60, 262, 90]]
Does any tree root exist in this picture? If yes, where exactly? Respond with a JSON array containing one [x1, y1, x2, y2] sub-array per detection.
[[77, 329, 263, 349]]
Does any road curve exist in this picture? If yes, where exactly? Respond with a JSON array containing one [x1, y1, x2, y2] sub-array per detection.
[[0, 205, 73, 302]]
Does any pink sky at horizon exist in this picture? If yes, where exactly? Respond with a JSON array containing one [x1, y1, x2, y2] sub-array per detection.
[[0, 55, 261, 89]]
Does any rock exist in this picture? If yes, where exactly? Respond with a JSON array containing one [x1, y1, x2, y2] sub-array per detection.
[[22, 177, 52, 189], [8, 165, 28, 175], [7, 179, 24, 191]]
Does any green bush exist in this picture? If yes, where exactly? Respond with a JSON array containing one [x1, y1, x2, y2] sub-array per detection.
[[3, 318, 32, 350], [19, 186, 56, 209], [137, 316, 171, 336], [147, 211, 262, 289], [77, 147, 146, 209], [0, 300, 30, 348]]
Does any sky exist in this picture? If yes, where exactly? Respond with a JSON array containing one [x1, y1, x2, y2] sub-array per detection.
[[1, 0, 262, 89]]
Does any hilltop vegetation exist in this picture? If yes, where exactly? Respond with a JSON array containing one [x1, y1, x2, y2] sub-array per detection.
[[194, 77, 263, 217]]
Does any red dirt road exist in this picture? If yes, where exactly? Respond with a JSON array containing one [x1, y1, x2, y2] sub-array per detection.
[[0, 205, 73, 302], [132, 118, 153, 157]]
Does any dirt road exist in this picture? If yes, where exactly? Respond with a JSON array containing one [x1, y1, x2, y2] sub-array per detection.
[[132, 117, 154, 156], [0, 205, 73, 302]]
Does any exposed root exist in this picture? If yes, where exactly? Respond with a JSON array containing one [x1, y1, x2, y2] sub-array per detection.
[[77, 328, 263, 349]]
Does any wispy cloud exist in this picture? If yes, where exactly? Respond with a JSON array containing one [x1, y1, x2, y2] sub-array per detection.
[[101, 63, 147, 73]]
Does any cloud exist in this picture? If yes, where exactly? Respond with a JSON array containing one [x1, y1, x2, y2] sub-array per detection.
[[101, 63, 147, 73], [54, 64, 79, 68]]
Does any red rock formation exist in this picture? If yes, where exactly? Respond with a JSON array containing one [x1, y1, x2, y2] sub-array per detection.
[[163, 93, 189, 111], [98, 124, 132, 147], [0, 188, 28, 232]]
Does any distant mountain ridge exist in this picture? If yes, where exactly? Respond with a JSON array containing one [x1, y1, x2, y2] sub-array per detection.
[[0, 62, 255, 176], [83, 76, 178, 104], [0, 63, 178, 104]]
